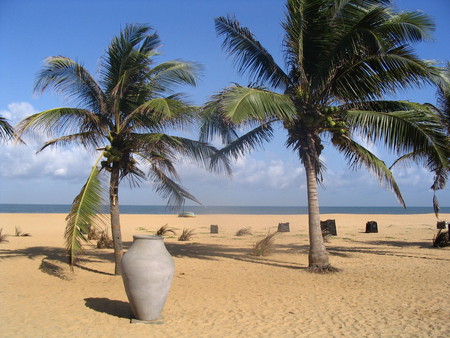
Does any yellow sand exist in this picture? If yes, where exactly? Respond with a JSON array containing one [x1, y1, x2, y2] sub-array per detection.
[[0, 213, 449, 337]]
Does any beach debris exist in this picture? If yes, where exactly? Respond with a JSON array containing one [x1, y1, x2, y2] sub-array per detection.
[[178, 228, 194, 241], [14, 226, 31, 237], [432, 229, 449, 247], [210, 224, 219, 234], [251, 230, 277, 256], [96, 230, 114, 249], [0, 228, 8, 243], [436, 221, 448, 229], [156, 224, 177, 236], [365, 221, 378, 233], [321, 219, 337, 236], [277, 222, 290, 232], [235, 227, 252, 236], [178, 211, 195, 218]]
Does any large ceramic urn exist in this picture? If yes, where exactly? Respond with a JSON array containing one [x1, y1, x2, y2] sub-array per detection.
[[121, 235, 175, 322]]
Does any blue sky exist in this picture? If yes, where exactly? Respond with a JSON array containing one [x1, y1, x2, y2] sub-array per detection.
[[0, 0, 449, 208]]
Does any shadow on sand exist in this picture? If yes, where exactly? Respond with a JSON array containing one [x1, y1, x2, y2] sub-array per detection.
[[84, 297, 132, 319]]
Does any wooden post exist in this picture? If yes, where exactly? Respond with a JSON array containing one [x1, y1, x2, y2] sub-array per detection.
[[277, 222, 290, 232], [365, 221, 378, 233], [320, 219, 337, 236]]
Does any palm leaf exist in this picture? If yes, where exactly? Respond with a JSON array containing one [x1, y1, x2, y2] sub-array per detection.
[[149, 162, 200, 210], [65, 155, 106, 267], [346, 108, 448, 163], [34, 56, 106, 113], [101, 24, 160, 100], [0, 116, 14, 142], [123, 94, 196, 134], [212, 123, 275, 162], [215, 16, 290, 89], [217, 86, 295, 123], [149, 60, 202, 92], [335, 138, 405, 207], [15, 107, 102, 141]]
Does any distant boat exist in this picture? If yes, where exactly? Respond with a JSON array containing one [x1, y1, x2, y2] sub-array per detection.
[[178, 211, 196, 218]]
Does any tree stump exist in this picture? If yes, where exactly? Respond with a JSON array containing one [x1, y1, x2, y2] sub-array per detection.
[[365, 221, 378, 233], [210, 225, 219, 234], [320, 219, 337, 236], [277, 222, 290, 232]]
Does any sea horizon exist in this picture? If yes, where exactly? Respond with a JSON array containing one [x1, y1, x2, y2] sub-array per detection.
[[0, 203, 448, 215]]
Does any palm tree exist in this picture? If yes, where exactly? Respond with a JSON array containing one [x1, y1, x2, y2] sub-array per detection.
[[16, 24, 229, 275], [201, 0, 449, 271], [0, 116, 14, 142]]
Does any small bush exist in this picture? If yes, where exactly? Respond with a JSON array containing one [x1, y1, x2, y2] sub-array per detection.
[[251, 231, 277, 256], [97, 230, 114, 249], [0, 228, 8, 243], [178, 228, 194, 241], [15, 226, 31, 237], [235, 227, 252, 236], [156, 224, 177, 236]]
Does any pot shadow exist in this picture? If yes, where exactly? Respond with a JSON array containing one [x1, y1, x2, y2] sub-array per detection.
[[84, 297, 132, 319]]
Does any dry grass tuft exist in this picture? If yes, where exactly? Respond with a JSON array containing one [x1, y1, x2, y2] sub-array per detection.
[[15, 226, 31, 237], [251, 230, 277, 256], [156, 224, 177, 236], [178, 228, 195, 241], [87, 225, 102, 240], [235, 227, 252, 236], [96, 230, 114, 249], [0, 228, 8, 243]]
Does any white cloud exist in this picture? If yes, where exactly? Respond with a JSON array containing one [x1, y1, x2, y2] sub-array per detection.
[[0, 102, 96, 181], [1, 102, 37, 125]]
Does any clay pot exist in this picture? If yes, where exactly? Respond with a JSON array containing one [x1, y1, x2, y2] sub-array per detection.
[[121, 235, 174, 321]]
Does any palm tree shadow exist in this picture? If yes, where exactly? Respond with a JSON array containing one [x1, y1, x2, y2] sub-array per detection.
[[84, 297, 132, 319]]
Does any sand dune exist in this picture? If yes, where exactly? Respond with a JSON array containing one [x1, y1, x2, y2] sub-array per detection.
[[1, 213, 449, 337]]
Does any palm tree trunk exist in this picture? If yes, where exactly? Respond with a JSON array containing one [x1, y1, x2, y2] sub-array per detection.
[[304, 155, 330, 271], [110, 163, 123, 275]]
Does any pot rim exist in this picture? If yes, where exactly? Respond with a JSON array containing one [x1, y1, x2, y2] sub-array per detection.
[[132, 235, 164, 240]]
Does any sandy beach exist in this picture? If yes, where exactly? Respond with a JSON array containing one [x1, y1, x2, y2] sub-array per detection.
[[0, 212, 449, 337]]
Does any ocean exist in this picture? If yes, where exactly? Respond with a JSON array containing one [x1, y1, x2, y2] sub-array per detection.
[[0, 204, 448, 215]]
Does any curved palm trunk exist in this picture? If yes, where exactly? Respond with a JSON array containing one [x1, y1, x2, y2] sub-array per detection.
[[110, 163, 123, 275], [304, 155, 330, 270]]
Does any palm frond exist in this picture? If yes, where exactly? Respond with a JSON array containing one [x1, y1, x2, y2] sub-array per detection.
[[15, 107, 102, 142], [200, 95, 240, 144], [0, 116, 14, 142], [346, 107, 448, 164], [37, 132, 102, 152], [34, 56, 106, 113], [149, 162, 200, 211], [211, 122, 275, 162], [65, 155, 107, 267], [170, 136, 232, 176], [130, 95, 195, 129], [215, 15, 289, 89], [216, 85, 295, 124], [149, 60, 202, 92], [334, 138, 405, 207], [100, 24, 160, 115]]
